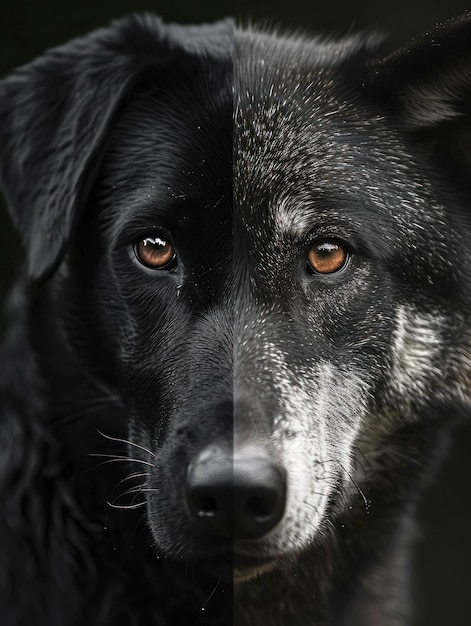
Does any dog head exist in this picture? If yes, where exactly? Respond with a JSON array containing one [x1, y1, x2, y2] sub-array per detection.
[[2, 14, 471, 584]]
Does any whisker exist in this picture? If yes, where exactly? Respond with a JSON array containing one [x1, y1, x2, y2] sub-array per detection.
[[339, 463, 370, 511], [114, 484, 146, 497], [107, 472, 150, 502], [96, 430, 156, 458], [201, 577, 221, 612], [113, 472, 150, 489], [89, 453, 154, 467], [107, 501, 147, 510]]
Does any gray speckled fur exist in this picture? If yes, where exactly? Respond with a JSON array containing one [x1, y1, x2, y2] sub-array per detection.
[[233, 20, 471, 625]]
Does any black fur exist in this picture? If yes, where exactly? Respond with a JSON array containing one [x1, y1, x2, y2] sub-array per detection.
[[0, 14, 233, 626], [2, 12, 471, 626]]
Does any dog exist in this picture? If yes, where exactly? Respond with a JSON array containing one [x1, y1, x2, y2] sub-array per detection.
[[1, 11, 471, 626]]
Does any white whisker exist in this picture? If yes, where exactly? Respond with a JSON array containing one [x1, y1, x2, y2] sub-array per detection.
[[89, 453, 154, 467], [96, 430, 156, 458], [107, 501, 147, 510]]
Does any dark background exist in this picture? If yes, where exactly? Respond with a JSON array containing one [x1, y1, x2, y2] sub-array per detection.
[[1, 1, 471, 624]]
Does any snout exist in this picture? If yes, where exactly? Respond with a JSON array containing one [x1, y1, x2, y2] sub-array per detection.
[[186, 444, 286, 540]]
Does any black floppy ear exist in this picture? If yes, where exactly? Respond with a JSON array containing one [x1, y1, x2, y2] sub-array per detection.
[[0, 14, 232, 281], [0, 14, 166, 282], [364, 13, 471, 185]]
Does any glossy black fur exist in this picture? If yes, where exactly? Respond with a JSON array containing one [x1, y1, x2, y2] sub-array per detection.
[[2, 11, 471, 626], [0, 14, 234, 626]]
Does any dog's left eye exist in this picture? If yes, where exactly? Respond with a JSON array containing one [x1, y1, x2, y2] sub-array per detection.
[[307, 239, 349, 274], [134, 235, 176, 270]]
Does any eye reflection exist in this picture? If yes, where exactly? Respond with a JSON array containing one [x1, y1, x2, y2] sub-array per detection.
[[135, 235, 176, 269]]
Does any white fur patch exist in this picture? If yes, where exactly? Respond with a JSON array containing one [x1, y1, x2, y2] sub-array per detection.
[[389, 305, 443, 409], [258, 344, 368, 553]]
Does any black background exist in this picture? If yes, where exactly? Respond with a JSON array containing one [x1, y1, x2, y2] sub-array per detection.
[[1, 1, 471, 624]]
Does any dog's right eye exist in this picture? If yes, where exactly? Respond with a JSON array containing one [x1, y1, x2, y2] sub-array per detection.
[[134, 235, 176, 270]]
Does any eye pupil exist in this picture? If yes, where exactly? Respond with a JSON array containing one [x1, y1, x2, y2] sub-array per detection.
[[135, 235, 176, 269], [307, 239, 348, 274]]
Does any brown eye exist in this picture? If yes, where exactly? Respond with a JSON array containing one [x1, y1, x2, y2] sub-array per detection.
[[135, 235, 176, 269], [307, 239, 349, 274]]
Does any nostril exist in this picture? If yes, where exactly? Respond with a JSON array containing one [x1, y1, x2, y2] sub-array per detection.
[[192, 493, 219, 518], [245, 493, 277, 522]]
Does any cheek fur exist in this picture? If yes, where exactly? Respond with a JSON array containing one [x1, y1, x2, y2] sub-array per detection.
[[388, 305, 445, 415], [244, 342, 370, 553]]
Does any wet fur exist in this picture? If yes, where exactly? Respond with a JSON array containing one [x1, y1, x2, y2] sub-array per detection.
[[1, 12, 471, 626]]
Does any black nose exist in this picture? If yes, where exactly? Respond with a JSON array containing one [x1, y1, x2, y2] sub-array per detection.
[[186, 444, 286, 540]]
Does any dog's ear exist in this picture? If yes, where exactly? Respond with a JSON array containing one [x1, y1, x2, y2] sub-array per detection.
[[364, 13, 471, 186], [0, 15, 232, 281]]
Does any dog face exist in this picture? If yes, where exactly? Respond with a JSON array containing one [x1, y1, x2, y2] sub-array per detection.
[[2, 15, 471, 588], [232, 28, 471, 579], [89, 66, 234, 563]]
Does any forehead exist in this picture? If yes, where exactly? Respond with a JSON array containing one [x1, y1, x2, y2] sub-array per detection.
[[111, 64, 231, 175], [234, 33, 388, 188], [95, 64, 232, 236], [233, 31, 431, 241], [96, 34, 445, 268]]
